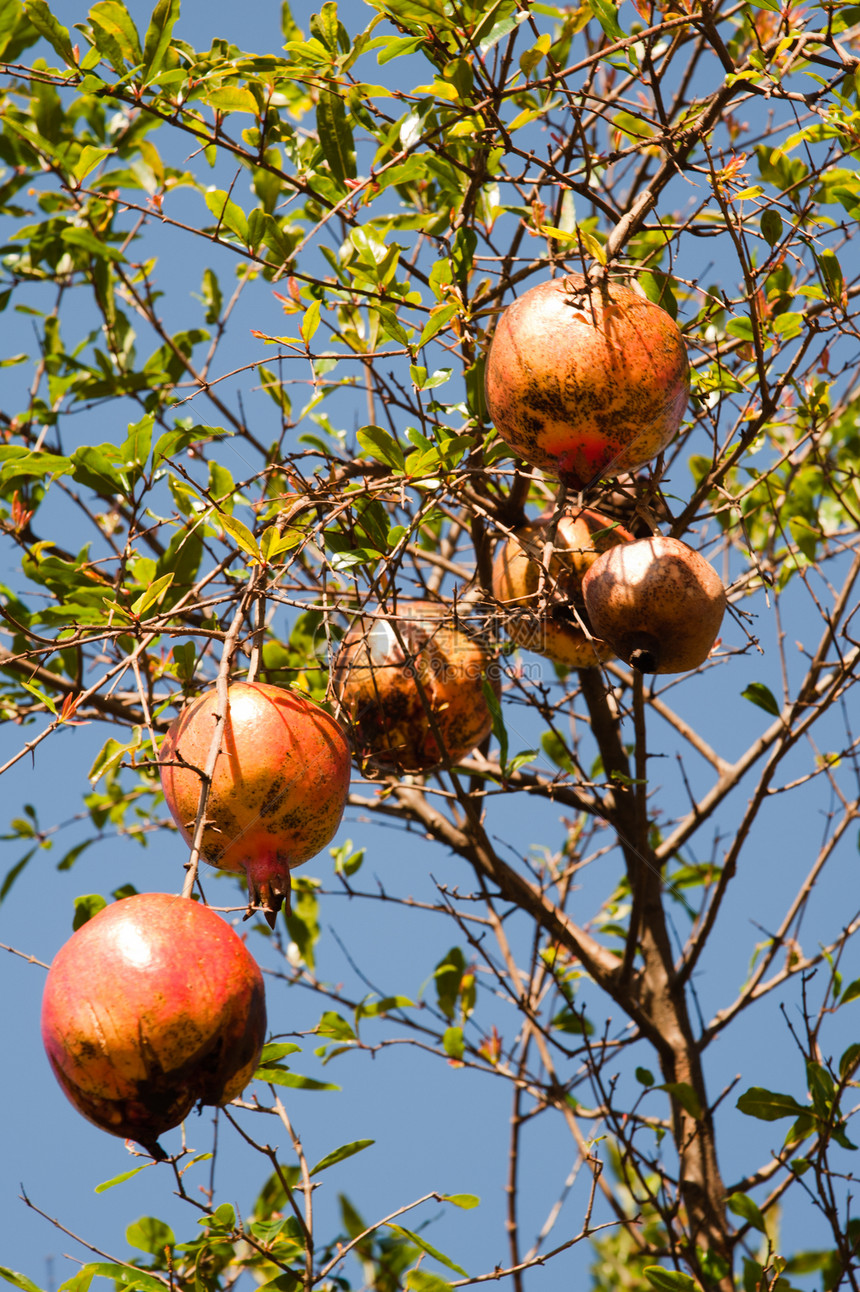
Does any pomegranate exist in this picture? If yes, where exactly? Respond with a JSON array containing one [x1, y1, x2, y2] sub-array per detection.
[[492, 509, 635, 668], [41, 893, 266, 1159], [333, 601, 498, 773], [159, 682, 350, 925], [484, 275, 690, 489], [581, 535, 727, 673]]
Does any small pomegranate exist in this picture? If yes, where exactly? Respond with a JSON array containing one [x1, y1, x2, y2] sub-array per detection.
[[159, 682, 350, 924], [492, 510, 635, 667], [333, 602, 498, 773], [581, 535, 727, 673], [41, 893, 266, 1159], [484, 275, 690, 489]]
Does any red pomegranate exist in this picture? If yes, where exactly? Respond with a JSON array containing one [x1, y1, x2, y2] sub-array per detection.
[[581, 535, 727, 674], [484, 275, 690, 489], [41, 893, 266, 1159], [492, 509, 635, 667], [159, 682, 350, 925], [333, 602, 499, 773]]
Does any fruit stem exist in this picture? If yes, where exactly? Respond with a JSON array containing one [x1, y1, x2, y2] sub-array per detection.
[[630, 647, 658, 673]]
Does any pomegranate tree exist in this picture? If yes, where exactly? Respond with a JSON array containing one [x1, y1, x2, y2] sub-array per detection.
[[582, 535, 727, 673], [333, 602, 498, 773], [484, 274, 690, 489], [41, 893, 266, 1159], [492, 509, 634, 667], [159, 681, 350, 924]]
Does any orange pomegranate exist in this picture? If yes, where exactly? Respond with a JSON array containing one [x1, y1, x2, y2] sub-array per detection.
[[492, 509, 634, 667], [581, 535, 727, 673], [41, 893, 266, 1159], [333, 602, 498, 773], [159, 682, 350, 924], [484, 275, 690, 489]]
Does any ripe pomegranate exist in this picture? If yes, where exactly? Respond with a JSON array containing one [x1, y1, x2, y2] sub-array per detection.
[[159, 682, 350, 925], [41, 893, 266, 1159], [581, 535, 727, 673], [492, 509, 635, 668], [484, 275, 690, 489], [333, 602, 498, 773]]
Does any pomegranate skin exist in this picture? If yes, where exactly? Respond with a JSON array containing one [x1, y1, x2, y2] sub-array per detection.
[[485, 275, 690, 489], [41, 893, 266, 1158], [159, 682, 350, 924], [581, 535, 727, 674], [333, 602, 498, 774], [492, 509, 634, 668]]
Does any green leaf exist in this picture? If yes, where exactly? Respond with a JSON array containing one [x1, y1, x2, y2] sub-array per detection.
[[22, 0, 76, 64], [434, 946, 466, 1022], [141, 0, 178, 82], [256, 1067, 340, 1092], [405, 1275, 452, 1292], [0, 850, 36, 905], [89, 1, 143, 66], [204, 189, 249, 242], [741, 682, 780, 716], [440, 1193, 480, 1209], [71, 1266, 166, 1292], [839, 1042, 860, 1078], [72, 146, 113, 183], [316, 89, 355, 185], [218, 512, 261, 560], [57, 1270, 95, 1292], [659, 1082, 702, 1120], [256, 1275, 300, 1292], [736, 1087, 808, 1121], [589, 0, 625, 40], [636, 1066, 655, 1086], [760, 208, 783, 247], [727, 1191, 767, 1233], [126, 1217, 175, 1255], [0, 1268, 45, 1292], [130, 572, 174, 618], [72, 893, 107, 930], [315, 1011, 357, 1041], [88, 731, 142, 784], [443, 1026, 464, 1059], [481, 675, 507, 771], [841, 978, 860, 1005], [643, 1270, 697, 1291], [387, 1227, 467, 1278], [259, 1042, 302, 1064], [355, 995, 414, 1018], [377, 33, 425, 63], [301, 298, 321, 344], [309, 1139, 374, 1175], [206, 86, 260, 115], [357, 424, 406, 472], [94, 1166, 149, 1193], [418, 302, 458, 349]]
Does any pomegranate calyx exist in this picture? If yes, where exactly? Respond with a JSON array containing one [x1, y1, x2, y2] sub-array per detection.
[[244, 854, 293, 928]]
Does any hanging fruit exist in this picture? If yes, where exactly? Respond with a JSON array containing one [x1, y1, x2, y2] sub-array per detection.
[[484, 274, 689, 489], [333, 602, 498, 773], [41, 893, 267, 1159], [492, 509, 635, 667], [581, 535, 727, 674], [160, 682, 350, 925]]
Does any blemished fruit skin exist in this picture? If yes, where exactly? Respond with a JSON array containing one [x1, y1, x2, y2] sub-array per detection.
[[333, 602, 499, 773], [41, 893, 266, 1159], [484, 275, 690, 489], [581, 535, 727, 674], [492, 510, 635, 667], [159, 682, 350, 924]]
